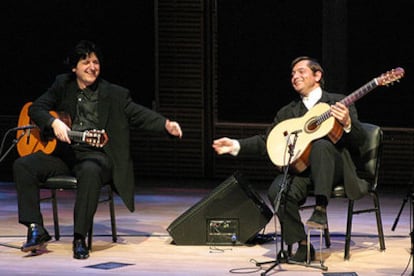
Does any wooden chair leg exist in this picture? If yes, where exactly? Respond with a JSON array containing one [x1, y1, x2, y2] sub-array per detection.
[[372, 191, 386, 251], [344, 199, 354, 260], [51, 190, 60, 241], [324, 216, 331, 248], [108, 188, 117, 242]]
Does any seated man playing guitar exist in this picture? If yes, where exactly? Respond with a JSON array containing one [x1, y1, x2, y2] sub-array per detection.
[[212, 56, 369, 263], [13, 40, 183, 259]]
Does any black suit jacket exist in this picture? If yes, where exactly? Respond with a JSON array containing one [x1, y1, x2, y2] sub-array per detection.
[[29, 73, 171, 212], [238, 91, 369, 200]]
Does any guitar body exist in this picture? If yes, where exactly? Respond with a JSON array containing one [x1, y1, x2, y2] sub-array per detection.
[[16, 102, 57, 157], [266, 103, 342, 173]]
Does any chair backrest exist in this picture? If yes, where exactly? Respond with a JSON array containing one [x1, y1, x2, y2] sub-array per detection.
[[355, 122, 383, 190]]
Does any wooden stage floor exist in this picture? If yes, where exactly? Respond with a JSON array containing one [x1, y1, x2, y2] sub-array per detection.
[[0, 178, 412, 276]]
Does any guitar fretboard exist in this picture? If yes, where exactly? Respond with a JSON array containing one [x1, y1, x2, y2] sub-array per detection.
[[340, 79, 378, 107], [68, 131, 86, 143], [316, 78, 378, 125]]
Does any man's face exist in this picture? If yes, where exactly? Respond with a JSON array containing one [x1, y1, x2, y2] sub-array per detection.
[[72, 52, 100, 89], [290, 60, 321, 97]]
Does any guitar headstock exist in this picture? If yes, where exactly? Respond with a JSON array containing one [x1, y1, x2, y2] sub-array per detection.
[[377, 67, 405, 86], [84, 129, 109, 148]]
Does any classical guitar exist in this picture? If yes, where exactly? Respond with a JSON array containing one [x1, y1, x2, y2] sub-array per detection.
[[16, 102, 109, 157], [266, 67, 405, 173]]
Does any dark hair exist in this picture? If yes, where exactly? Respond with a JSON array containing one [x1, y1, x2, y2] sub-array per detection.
[[291, 56, 325, 88], [64, 40, 103, 69]]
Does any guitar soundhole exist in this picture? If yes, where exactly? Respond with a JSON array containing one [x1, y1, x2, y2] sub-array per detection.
[[305, 119, 319, 133]]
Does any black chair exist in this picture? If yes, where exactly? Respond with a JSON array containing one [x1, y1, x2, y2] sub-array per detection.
[[39, 175, 117, 250], [302, 122, 386, 260]]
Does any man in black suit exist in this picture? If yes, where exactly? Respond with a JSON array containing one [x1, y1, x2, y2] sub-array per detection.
[[212, 56, 367, 262], [14, 40, 183, 259]]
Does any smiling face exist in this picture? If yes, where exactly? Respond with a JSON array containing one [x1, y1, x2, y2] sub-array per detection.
[[290, 59, 322, 97], [72, 52, 100, 89]]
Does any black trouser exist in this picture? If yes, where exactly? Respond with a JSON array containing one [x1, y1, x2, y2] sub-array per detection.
[[267, 139, 344, 245], [13, 149, 112, 237]]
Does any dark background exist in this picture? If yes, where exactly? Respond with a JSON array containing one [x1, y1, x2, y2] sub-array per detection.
[[217, 1, 414, 127], [1, 0, 155, 115], [217, 1, 322, 123], [2, 1, 413, 125], [0, 1, 413, 184]]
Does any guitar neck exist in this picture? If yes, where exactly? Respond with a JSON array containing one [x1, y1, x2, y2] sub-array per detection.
[[68, 131, 85, 143], [340, 78, 378, 107], [317, 78, 378, 125], [66, 129, 108, 148]]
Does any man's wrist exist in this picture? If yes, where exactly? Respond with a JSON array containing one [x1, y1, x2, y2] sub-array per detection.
[[230, 139, 240, 156], [343, 119, 352, 133]]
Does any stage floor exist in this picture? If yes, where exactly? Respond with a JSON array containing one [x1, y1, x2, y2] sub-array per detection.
[[0, 178, 412, 276]]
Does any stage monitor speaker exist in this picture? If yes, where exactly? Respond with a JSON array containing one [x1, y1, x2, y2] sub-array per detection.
[[167, 172, 273, 245]]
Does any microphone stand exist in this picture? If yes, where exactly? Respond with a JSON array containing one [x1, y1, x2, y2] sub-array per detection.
[[392, 182, 414, 275], [0, 129, 26, 163], [256, 130, 328, 275], [255, 131, 298, 275]]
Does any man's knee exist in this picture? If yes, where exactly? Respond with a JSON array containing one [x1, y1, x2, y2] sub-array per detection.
[[267, 176, 286, 204], [312, 139, 335, 153]]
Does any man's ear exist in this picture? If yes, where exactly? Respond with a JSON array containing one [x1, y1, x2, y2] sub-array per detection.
[[315, 71, 322, 83]]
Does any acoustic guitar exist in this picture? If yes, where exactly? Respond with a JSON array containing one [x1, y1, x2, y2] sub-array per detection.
[[16, 102, 109, 157], [266, 67, 405, 173]]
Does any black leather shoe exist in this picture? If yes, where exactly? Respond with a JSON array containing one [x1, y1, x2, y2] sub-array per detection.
[[306, 206, 327, 229], [73, 238, 89, 259], [21, 223, 52, 252], [290, 243, 315, 263]]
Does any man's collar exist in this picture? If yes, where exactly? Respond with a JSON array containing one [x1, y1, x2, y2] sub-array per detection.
[[302, 87, 322, 101]]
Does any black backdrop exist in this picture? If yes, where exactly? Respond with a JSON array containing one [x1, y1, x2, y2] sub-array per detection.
[[0, 1, 413, 183], [2, 1, 413, 126], [217, 1, 414, 127], [1, 0, 155, 115], [347, 1, 414, 127], [217, 1, 322, 123]]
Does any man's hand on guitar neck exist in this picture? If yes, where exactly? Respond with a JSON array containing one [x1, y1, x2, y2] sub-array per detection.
[[51, 118, 71, 144], [330, 102, 352, 131]]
